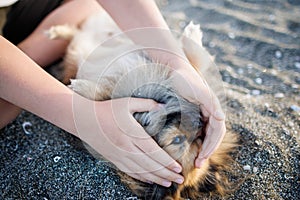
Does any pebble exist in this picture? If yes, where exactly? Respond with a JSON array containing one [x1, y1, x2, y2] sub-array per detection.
[[264, 103, 270, 108], [54, 156, 62, 163], [255, 78, 263, 84], [274, 93, 285, 98], [255, 140, 261, 145], [292, 84, 299, 89], [253, 167, 258, 173], [295, 62, 300, 69], [243, 165, 251, 171], [283, 128, 291, 135], [251, 90, 261, 95], [269, 14, 276, 21], [275, 50, 282, 59], [22, 122, 33, 135], [228, 32, 236, 39], [290, 105, 300, 112], [288, 121, 294, 127], [247, 63, 253, 69], [237, 68, 244, 74], [126, 197, 139, 200]]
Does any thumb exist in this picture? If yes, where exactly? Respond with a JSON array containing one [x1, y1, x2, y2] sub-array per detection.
[[127, 97, 160, 113], [110, 97, 159, 139]]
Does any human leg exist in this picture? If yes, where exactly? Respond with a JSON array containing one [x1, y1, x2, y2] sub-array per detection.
[[17, 0, 101, 67]]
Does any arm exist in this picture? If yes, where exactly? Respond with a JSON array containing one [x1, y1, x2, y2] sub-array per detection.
[[97, 0, 226, 167], [0, 36, 183, 186]]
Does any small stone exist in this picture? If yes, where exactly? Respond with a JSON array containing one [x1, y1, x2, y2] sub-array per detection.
[[292, 84, 299, 89], [291, 84, 299, 89], [247, 63, 253, 69], [290, 105, 300, 112], [54, 156, 61, 163], [269, 14, 276, 21], [228, 32, 236, 39], [255, 78, 263, 84], [237, 68, 244, 74], [251, 90, 261, 96], [243, 165, 251, 171], [275, 50, 282, 59], [253, 167, 258, 173], [22, 121, 33, 135], [288, 121, 294, 127], [283, 128, 291, 135], [274, 93, 285, 98], [270, 69, 278, 75], [264, 103, 270, 108], [295, 62, 300, 69]]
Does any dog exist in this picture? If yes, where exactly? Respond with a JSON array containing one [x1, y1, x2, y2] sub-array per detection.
[[47, 9, 238, 200]]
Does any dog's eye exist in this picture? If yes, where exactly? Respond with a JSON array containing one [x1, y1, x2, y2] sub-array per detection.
[[171, 135, 186, 145]]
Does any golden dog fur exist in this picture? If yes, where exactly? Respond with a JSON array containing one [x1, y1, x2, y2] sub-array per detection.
[[48, 9, 238, 200]]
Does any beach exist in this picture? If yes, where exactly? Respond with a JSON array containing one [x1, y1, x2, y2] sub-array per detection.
[[0, 0, 299, 199]]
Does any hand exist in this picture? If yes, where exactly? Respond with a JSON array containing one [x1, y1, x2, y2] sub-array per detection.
[[170, 59, 226, 168], [72, 96, 184, 187]]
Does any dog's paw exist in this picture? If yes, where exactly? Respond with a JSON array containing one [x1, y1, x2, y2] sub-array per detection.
[[69, 79, 98, 100], [45, 25, 77, 40], [182, 21, 203, 47]]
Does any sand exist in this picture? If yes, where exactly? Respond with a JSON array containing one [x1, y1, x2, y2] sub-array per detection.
[[0, 0, 299, 199]]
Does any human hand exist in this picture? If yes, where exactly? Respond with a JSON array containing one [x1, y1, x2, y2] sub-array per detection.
[[73, 96, 184, 187], [169, 59, 226, 168]]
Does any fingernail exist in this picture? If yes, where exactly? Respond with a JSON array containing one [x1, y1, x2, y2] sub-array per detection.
[[196, 158, 206, 168], [157, 103, 165, 109], [214, 110, 225, 120], [175, 178, 184, 184], [162, 180, 172, 187], [173, 167, 182, 173]]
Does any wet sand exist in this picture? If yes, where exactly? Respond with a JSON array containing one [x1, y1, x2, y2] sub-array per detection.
[[1, 0, 299, 199]]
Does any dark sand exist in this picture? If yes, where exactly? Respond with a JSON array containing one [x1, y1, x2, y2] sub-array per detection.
[[1, 0, 299, 199]]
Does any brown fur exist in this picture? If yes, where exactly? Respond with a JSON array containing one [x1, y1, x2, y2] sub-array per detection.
[[48, 11, 239, 200]]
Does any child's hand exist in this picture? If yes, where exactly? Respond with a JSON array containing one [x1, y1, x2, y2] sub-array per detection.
[[74, 96, 184, 187], [170, 60, 226, 168]]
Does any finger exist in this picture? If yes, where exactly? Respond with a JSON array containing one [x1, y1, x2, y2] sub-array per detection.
[[132, 136, 182, 174], [171, 68, 225, 120], [123, 157, 183, 187], [126, 171, 172, 187], [110, 98, 154, 139], [200, 86, 225, 120], [195, 116, 226, 168], [127, 97, 160, 113]]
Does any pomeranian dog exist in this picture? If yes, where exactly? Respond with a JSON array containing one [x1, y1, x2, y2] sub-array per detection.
[[47, 8, 237, 200]]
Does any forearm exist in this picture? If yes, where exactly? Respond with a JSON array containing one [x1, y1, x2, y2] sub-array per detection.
[[0, 36, 77, 135], [97, 0, 187, 67]]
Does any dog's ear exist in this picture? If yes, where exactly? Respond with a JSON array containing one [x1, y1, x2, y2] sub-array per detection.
[[133, 109, 167, 138]]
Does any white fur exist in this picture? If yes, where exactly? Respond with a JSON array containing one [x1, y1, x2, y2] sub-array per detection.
[[49, 10, 212, 100]]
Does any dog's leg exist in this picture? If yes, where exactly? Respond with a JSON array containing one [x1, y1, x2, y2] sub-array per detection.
[[69, 79, 100, 100], [45, 25, 78, 40], [181, 21, 212, 71], [69, 79, 113, 101]]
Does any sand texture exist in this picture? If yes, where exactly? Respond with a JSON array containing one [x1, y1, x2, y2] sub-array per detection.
[[1, 0, 299, 199]]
